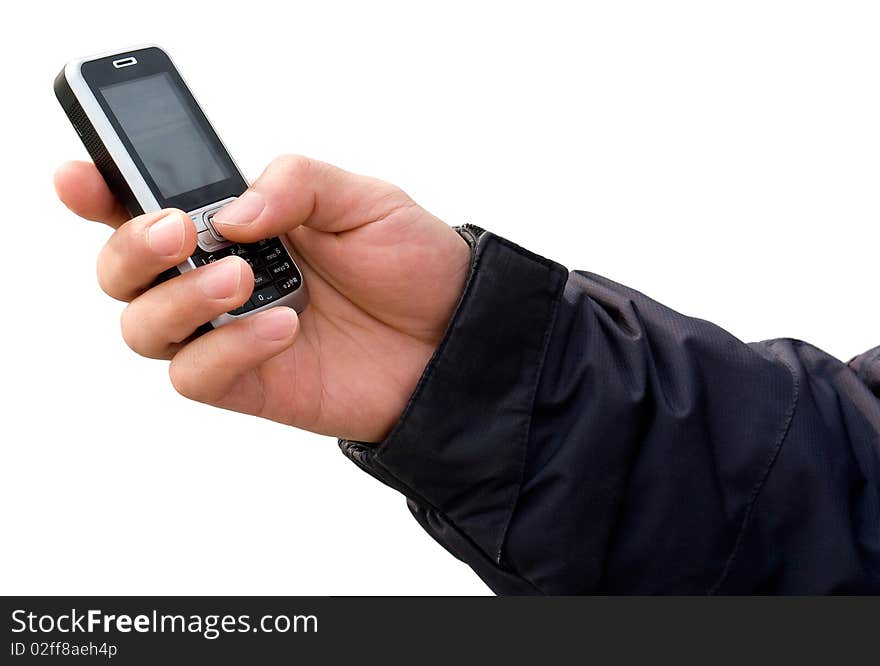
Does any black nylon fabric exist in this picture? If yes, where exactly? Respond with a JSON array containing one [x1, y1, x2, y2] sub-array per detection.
[[339, 231, 880, 594], [341, 231, 566, 563], [850, 345, 880, 399]]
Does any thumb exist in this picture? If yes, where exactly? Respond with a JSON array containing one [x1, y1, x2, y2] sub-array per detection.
[[211, 154, 411, 242]]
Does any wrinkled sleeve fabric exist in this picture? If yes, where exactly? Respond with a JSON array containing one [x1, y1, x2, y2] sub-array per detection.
[[339, 229, 880, 594]]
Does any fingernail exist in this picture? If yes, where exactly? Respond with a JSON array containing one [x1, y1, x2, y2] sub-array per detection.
[[212, 190, 265, 226], [197, 257, 242, 300], [147, 210, 186, 256], [252, 307, 297, 341]]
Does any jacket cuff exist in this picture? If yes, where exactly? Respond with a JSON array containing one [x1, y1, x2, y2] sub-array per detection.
[[339, 229, 567, 563]]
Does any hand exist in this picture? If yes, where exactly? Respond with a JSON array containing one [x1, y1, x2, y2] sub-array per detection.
[[54, 156, 471, 442]]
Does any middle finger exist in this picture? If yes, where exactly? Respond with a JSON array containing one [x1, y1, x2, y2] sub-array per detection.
[[97, 209, 198, 301]]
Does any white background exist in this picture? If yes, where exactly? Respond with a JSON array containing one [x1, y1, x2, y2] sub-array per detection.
[[1, 1, 877, 595]]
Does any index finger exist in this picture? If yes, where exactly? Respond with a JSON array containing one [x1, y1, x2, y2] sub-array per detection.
[[54, 160, 130, 229]]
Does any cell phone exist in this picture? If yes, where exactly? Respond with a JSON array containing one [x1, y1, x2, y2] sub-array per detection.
[[54, 45, 309, 327]]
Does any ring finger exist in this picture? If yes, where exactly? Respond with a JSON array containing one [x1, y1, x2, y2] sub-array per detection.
[[120, 256, 253, 359]]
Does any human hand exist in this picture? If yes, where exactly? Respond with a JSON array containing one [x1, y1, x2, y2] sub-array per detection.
[[54, 156, 471, 442]]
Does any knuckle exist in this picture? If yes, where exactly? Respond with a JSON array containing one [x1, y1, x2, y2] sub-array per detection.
[[371, 184, 417, 222], [120, 305, 167, 359], [384, 185, 415, 209], [128, 212, 151, 236], [123, 214, 156, 252], [270, 153, 314, 180], [97, 229, 138, 300], [119, 306, 144, 355], [95, 256, 112, 297], [168, 361, 201, 401], [133, 208, 190, 250], [96, 250, 123, 300]]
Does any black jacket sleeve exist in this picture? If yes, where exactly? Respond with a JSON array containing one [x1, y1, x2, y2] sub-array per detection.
[[339, 228, 880, 594]]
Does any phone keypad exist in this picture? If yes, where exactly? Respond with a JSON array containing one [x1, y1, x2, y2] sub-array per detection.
[[190, 238, 302, 316]]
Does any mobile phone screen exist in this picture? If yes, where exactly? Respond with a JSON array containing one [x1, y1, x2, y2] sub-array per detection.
[[99, 73, 231, 199]]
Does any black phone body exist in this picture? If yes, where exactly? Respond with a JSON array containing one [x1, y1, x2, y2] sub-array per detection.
[[54, 45, 308, 325]]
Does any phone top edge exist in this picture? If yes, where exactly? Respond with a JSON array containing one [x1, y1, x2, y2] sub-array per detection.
[[61, 44, 166, 75]]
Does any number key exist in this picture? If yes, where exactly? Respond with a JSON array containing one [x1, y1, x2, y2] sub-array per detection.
[[251, 285, 280, 307]]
